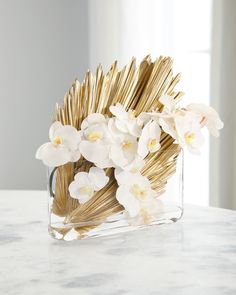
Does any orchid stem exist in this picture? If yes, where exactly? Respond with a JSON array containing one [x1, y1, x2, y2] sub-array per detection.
[[49, 167, 57, 198]]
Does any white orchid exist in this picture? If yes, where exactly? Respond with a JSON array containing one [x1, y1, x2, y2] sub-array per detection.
[[186, 103, 224, 137], [109, 103, 142, 137], [138, 120, 161, 158], [126, 198, 164, 225], [124, 156, 145, 173], [80, 114, 144, 171], [159, 94, 178, 114], [137, 112, 153, 127], [106, 116, 140, 170], [138, 95, 180, 141], [109, 132, 139, 169], [138, 95, 176, 123], [175, 112, 204, 154], [79, 113, 113, 168], [157, 94, 182, 140], [36, 121, 81, 167], [115, 170, 157, 218], [69, 167, 109, 204]]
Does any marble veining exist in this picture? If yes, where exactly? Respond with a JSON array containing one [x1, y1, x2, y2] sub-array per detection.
[[0, 190, 236, 295]]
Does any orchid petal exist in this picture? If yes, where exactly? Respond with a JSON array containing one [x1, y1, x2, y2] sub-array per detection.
[[187, 103, 224, 137], [74, 171, 89, 181], [138, 121, 161, 158], [54, 125, 81, 151], [110, 103, 127, 120], [80, 141, 109, 164], [124, 156, 145, 173], [110, 135, 137, 168], [175, 112, 204, 154], [115, 118, 128, 133], [137, 140, 148, 159], [69, 172, 94, 204], [88, 167, 109, 190], [127, 121, 142, 137], [107, 118, 125, 141], [159, 117, 178, 139], [137, 112, 152, 126], [49, 121, 63, 141], [116, 185, 140, 217], [70, 149, 81, 162], [35, 142, 70, 167], [159, 95, 176, 112], [81, 113, 106, 130], [114, 169, 130, 185], [95, 158, 114, 169], [110, 144, 130, 167]]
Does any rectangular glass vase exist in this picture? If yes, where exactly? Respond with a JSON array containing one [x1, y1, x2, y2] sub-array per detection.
[[48, 149, 184, 241]]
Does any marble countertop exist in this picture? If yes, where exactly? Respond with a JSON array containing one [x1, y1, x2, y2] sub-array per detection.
[[1, 190, 236, 295]]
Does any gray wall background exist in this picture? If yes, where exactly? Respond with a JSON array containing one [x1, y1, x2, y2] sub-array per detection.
[[0, 0, 88, 189], [210, 0, 236, 209]]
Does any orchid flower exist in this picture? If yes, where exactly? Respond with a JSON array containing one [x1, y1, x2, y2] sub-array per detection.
[[36, 121, 81, 167], [125, 198, 164, 225], [186, 103, 224, 137], [157, 94, 182, 140], [79, 113, 113, 168], [115, 170, 158, 218], [106, 118, 145, 172], [138, 95, 179, 140], [109, 103, 142, 137], [159, 94, 178, 114], [109, 132, 138, 169], [69, 167, 109, 204], [123, 156, 145, 173], [137, 95, 178, 124], [175, 112, 204, 154], [137, 112, 154, 127], [138, 120, 161, 158]]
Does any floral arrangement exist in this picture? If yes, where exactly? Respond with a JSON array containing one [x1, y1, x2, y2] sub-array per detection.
[[36, 56, 223, 238]]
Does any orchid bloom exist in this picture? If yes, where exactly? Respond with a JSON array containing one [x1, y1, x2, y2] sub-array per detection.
[[137, 94, 178, 125], [106, 117, 140, 170], [109, 103, 142, 137], [36, 121, 81, 167], [157, 94, 181, 140], [137, 110, 174, 137], [137, 95, 180, 140], [138, 120, 161, 158], [186, 103, 224, 137], [137, 112, 153, 127], [123, 156, 145, 173], [79, 113, 113, 168], [69, 167, 109, 204], [115, 170, 157, 218], [109, 132, 138, 169], [126, 197, 164, 225], [175, 112, 204, 154], [159, 94, 178, 114]]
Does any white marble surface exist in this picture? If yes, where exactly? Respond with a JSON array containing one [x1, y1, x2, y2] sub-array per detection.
[[0, 190, 236, 295]]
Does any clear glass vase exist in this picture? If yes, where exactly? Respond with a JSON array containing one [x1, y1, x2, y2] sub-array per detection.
[[48, 148, 184, 241]]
